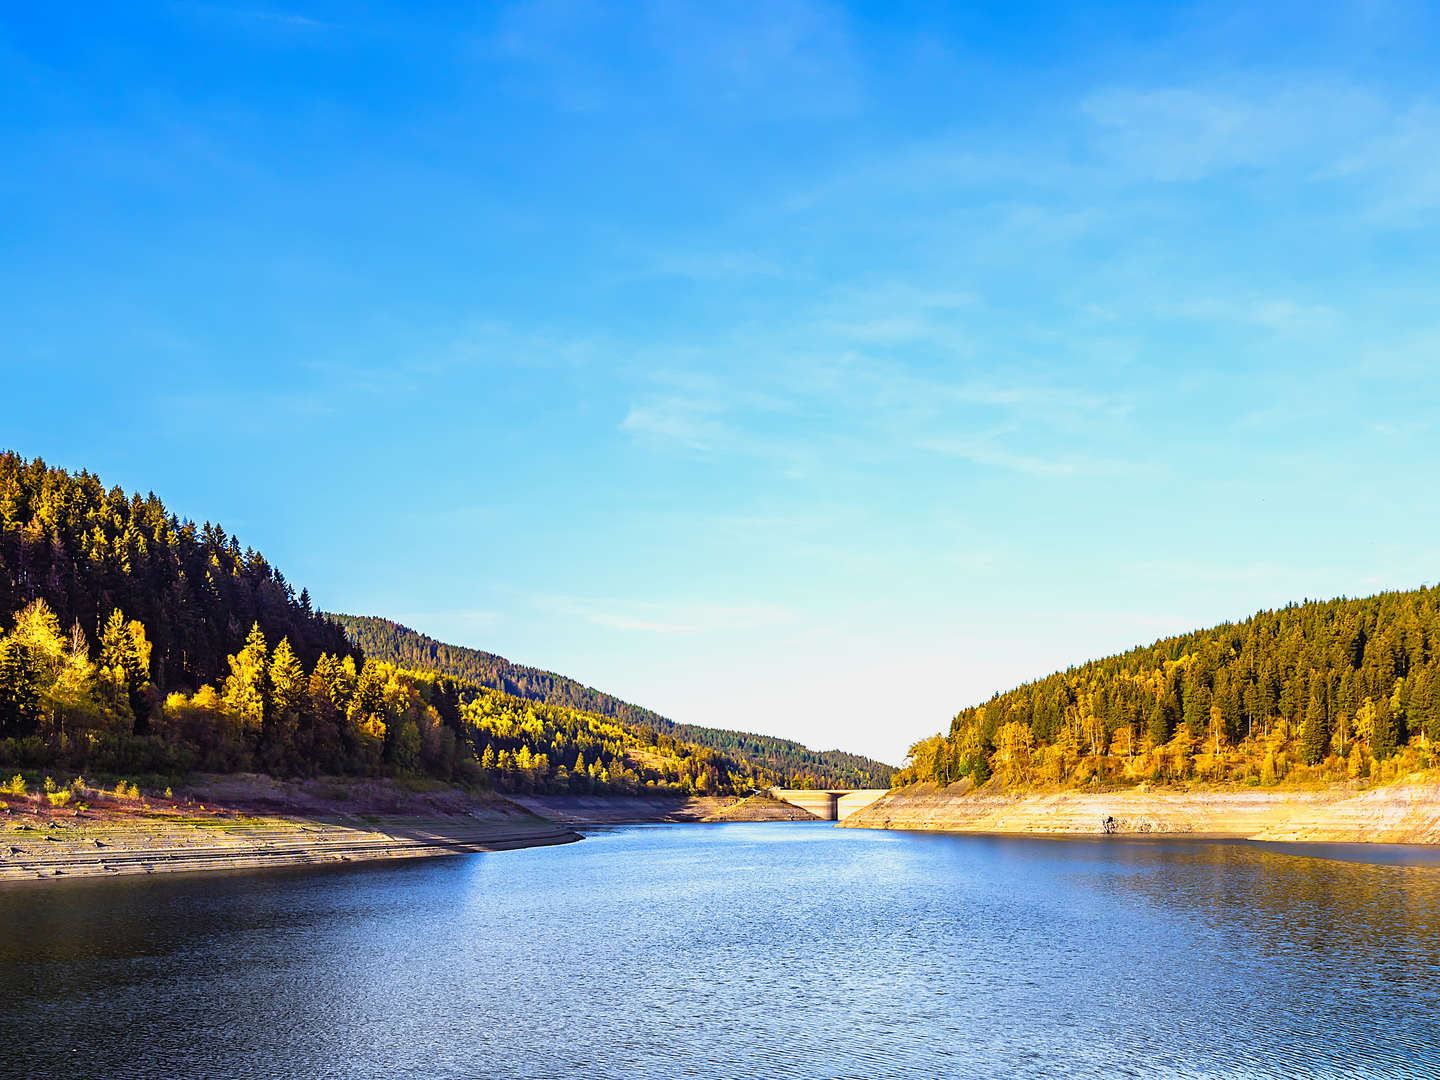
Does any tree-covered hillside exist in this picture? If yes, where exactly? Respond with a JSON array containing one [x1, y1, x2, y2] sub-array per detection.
[[0, 452, 354, 697], [0, 453, 877, 795], [0, 592, 767, 793], [333, 614, 894, 788], [897, 588, 1440, 791]]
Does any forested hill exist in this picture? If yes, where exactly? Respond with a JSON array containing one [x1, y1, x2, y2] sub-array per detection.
[[0, 453, 808, 793], [0, 452, 354, 691], [898, 587, 1440, 792], [331, 614, 895, 788]]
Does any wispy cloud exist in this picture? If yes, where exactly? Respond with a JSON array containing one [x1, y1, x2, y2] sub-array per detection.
[[615, 336, 1138, 485], [919, 433, 1144, 477], [1163, 294, 1340, 333], [537, 595, 795, 634], [619, 396, 733, 452], [185, 4, 336, 30], [1328, 104, 1440, 219]]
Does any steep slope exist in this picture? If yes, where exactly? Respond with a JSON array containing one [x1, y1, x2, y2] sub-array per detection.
[[332, 614, 894, 788], [0, 451, 354, 690]]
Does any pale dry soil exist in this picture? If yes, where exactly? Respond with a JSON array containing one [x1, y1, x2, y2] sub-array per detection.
[[843, 773, 1440, 844], [0, 773, 578, 882], [510, 791, 817, 824]]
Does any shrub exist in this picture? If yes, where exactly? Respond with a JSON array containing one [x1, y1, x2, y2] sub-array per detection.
[[46, 789, 73, 808], [2, 774, 25, 796], [0, 737, 54, 768]]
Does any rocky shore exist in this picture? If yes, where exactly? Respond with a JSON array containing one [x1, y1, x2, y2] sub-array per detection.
[[841, 776, 1440, 844]]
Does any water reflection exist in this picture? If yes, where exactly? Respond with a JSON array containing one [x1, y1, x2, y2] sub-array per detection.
[[3, 824, 1439, 1079]]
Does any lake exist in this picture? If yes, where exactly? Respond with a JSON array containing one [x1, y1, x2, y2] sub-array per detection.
[[3, 822, 1440, 1079]]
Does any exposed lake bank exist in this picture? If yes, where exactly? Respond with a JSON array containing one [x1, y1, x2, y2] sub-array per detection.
[[0, 777, 833, 882], [0, 774, 579, 882], [510, 791, 820, 824], [841, 776, 1440, 844]]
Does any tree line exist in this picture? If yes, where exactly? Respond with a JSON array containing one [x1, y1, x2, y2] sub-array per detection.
[[896, 588, 1440, 791], [0, 596, 771, 794]]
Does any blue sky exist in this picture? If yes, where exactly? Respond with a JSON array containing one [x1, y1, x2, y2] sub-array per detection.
[[5, 2, 1440, 763]]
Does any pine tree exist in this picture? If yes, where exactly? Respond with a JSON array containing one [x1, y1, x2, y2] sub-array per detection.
[[1148, 696, 1173, 748], [1371, 697, 1398, 761], [1300, 687, 1329, 765], [1419, 671, 1440, 747], [0, 638, 41, 737], [1182, 678, 1210, 738], [98, 608, 138, 724]]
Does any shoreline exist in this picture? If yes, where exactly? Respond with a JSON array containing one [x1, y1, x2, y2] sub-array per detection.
[[511, 792, 822, 824], [0, 814, 580, 883], [0, 774, 585, 883], [840, 778, 1440, 845]]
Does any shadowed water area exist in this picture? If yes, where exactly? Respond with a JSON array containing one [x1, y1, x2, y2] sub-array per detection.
[[4, 822, 1440, 1079]]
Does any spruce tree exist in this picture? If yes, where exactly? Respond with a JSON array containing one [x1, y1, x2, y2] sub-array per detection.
[[1300, 688, 1329, 765], [1370, 697, 1398, 761], [0, 638, 41, 738], [1148, 697, 1173, 747]]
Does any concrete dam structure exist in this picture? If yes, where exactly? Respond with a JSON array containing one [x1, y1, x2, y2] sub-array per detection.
[[767, 788, 891, 821]]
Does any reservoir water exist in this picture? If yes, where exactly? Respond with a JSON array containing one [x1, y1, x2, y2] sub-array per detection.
[[3, 822, 1440, 1079]]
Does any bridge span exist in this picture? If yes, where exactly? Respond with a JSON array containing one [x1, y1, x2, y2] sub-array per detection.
[[767, 787, 890, 821]]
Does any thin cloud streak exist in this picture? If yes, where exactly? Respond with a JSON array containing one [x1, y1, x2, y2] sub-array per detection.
[[536, 594, 796, 635]]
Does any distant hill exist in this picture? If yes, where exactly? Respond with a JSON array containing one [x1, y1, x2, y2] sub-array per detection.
[[330, 614, 895, 788], [898, 587, 1440, 792]]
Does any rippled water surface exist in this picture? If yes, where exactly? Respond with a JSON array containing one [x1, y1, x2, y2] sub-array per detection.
[[4, 823, 1440, 1079]]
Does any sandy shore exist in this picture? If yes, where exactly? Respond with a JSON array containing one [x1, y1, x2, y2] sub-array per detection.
[[0, 775, 579, 883], [840, 776, 1440, 844]]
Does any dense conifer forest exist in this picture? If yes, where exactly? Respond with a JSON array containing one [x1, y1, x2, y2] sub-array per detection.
[[896, 589, 1440, 792], [0, 452, 354, 692], [0, 453, 884, 792], [334, 615, 895, 788]]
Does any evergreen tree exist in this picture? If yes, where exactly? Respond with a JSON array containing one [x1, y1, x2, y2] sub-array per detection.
[[0, 638, 40, 738], [1371, 697, 1398, 761], [1300, 687, 1329, 765], [1182, 678, 1210, 738], [96, 608, 154, 730], [1147, 696, 1173, 748]]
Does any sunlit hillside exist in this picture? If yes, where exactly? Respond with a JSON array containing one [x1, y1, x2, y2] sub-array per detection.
[[898, 589, 1440, 791]]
